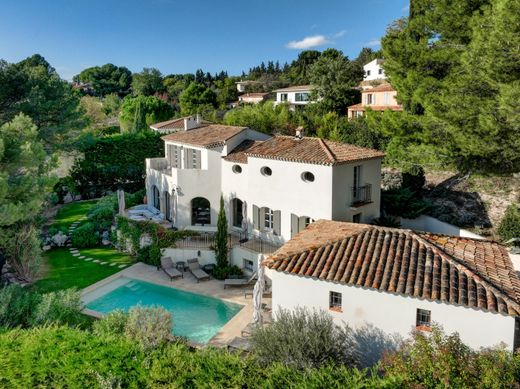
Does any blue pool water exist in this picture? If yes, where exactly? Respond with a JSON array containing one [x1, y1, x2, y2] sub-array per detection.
[[85, 277, 243, 343]]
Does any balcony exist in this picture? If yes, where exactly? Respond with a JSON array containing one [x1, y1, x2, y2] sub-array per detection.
[[146, 158, 171, 176], [351, 184, 372, 206]]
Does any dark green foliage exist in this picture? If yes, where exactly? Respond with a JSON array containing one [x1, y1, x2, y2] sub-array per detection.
[[0, 54, 83, 149], [224, 101, 297, 135], [73, 64, 132, 96], [119, 95, 174, 132], [211, 265, 243, 281], [498, 204, 520, 242], [214, 195, 228, 269], [250, 308, 354, 370], [70, 131, 163, 197], [372, 215, 401, 228], [382, 187, 431, 219], [71, 222, 99, 248], [0, 285, 84, 329], [380, 325, 519, 388], [179, 82, 218, 115], [136, 244, 161, 266], [88, 205, 115, 231], [401, 165, 426, 193], [131, 67, 164, 96]]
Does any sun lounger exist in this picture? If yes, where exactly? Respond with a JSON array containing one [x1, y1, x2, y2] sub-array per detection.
[[160, 257, 183, 280], [224, 272, 257, 289], [186, 258, 210, 282], [244, 286, 272, 299]]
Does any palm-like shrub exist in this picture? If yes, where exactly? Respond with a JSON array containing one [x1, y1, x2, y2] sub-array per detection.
[[250, 307, 353, 369]]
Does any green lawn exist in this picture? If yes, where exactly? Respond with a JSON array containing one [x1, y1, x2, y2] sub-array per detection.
[[36, 199, 135, 293], [52, 200, 98, 231]]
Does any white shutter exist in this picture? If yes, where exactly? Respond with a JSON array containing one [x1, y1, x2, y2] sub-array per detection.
[[253, 205, 260, 230], [273, 210, 281, 236], [194, 150, 201, 169], [291, 214, 299, 238]]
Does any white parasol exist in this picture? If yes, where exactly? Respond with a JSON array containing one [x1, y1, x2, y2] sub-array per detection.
[[252, 259, 265, 325], [241, 200, 248, 237], [117, 189, 125, 216]]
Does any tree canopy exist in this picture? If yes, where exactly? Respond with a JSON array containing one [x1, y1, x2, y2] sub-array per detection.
[[179, 82, 217, 115], [73, 64, 132, 97], [119, 96, 174, 132], [131, 68, 165, 96]]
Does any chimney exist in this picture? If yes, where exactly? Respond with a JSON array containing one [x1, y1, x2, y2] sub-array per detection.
[[295, 126, 304, 140], [183, 116, 200, 131], [196, 113, 202, 124]]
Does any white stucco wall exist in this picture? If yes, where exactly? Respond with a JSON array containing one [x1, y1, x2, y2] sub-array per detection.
[[275, 90, 313, 106], [332, 159, 382, 223], [363, 59, 386, 81], [267, 269, 516, 351], [400, 215, 484, 240]]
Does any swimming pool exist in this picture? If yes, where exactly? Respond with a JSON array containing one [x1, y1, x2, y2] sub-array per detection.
[[83, 277, 243, 343]]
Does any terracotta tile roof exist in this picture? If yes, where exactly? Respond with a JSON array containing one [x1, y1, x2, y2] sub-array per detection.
[[348, 104, 403, 112], [273, 85, 315, 93], [364, 83, 395, 93], [161, 125, 247, 148], [264, 220, 520, 316], [239, 93, 269, 99], [150, 117, 212, 131], [223, 139, 264, 163], [245, 136, 384, 166]]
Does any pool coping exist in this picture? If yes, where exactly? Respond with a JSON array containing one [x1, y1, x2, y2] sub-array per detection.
[[80, 262, 259, 347]]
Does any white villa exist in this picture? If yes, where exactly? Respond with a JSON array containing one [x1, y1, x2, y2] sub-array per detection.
[[363, 58, 386, 82], [145, 118, 384, 271], [273, 85, 315, 110], [264, 220, 520, 351]]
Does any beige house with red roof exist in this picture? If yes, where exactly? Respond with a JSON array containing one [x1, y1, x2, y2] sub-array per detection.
[[238, 93, 269, 105], [347, 83, 403, 119], [145, 119, 384, 272], [264, 220, 520, 351]]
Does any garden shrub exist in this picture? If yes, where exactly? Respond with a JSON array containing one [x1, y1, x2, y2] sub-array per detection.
[[498, 203, 520, 242], [250, 307, 354, 369], [0, 284, 38, 328], [30, 289, 84, 327], [92, 310, 128, 338], [88, 205, 115, 231], [124, 306, 172, 350], [401, 165, 426, 193], [71, 222, 99, 248], [382, 187, 431, 219], [212, 265, 243, 280], [137, 244, 161, 266]]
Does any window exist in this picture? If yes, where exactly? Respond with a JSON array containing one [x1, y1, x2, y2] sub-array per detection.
[[352, 165, 362, 199], [352, 213, 362, 223], [416, 309, 431, 329], [280, 93, 288, 102], [232, 164, 242, 174], [366, 70, 371, 76], [264, 207, 274, 230], [184, 148, 201, 169], [244, 259, 254, 272], [354, 111, 363, 118], [232, 198, 244, 228], [164, 191, 171, 221], [378, 68, 384, 75], [301, 171, 315, 182], [329, 291, 342, 311], [303, 217, 314, 228], [366, 94, 374, 105], [151, 185, 160, 210], [383, 92, 390, 105], [191, 197, 211, 225], [260, 166, 272, 176], [295, 92, 310, 102]]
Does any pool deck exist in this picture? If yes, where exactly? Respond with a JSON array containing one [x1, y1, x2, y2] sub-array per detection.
[[80, 262, 270, 347]]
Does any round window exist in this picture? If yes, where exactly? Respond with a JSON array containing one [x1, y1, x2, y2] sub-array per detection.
[[260, 166, 272, 176], [301, 171, 315, 182], [232, 164, 242, 174]]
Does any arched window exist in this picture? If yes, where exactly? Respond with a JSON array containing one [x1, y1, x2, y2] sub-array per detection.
[[152, 185, 160, 210], [231, 198, 244, 228], [164, 191, 171, 221], [191, 197, 211, 226]]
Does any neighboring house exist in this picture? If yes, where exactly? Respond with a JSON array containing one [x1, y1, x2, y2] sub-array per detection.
[[363, 58, 386, 82], [238, 93, 269, 105], [235, 80, 260, 93], [264, 220, 520, 351], [145, 122, 384, 272], [149, 115, 211, 134], [273, 85, 315, 110], [347, 83, 403, 119]]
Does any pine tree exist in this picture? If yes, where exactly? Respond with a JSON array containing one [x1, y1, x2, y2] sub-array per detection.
[[214, 195, 228, 268]]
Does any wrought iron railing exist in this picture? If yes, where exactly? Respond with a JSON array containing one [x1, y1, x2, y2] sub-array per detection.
[[174, 231, 281, 254], [351, 184, 372, 206]]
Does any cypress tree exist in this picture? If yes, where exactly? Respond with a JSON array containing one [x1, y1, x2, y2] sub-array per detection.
[[214, 195, 228, 268]]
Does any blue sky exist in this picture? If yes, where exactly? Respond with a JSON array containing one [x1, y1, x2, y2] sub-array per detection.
[[0, 0, 409, 80]]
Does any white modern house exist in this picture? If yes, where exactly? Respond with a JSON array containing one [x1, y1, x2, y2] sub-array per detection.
[[145, 118, 384, 272], [363, 59, 386, 82], [273, 85, 316, 110], [236, 80, 260, 93], [264, 220, 520, 351]]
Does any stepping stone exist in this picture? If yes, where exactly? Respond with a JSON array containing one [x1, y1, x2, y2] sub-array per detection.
[[79, 256, 86, 259], [70, 250, 79, 254], [72, 253, 80, 257], [66, 243, 72, 247], [109, 263, 117, 267], [85, 258, 93, 261], [100, 261, 108, 265], [118, 264, 127, 269], [71, 222, 79, 225], [70, 248, 77, 250], [93, 260, 100, 263]]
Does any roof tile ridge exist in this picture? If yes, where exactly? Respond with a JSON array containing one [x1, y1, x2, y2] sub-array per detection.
[[318, 138, 336, 164], [410, 230, 520, 310]]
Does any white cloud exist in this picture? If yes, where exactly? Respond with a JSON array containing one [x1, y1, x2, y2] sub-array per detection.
[[286, 35, 331, 50], [333, 30, 347, 38], [366, 39, 381, 47]]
